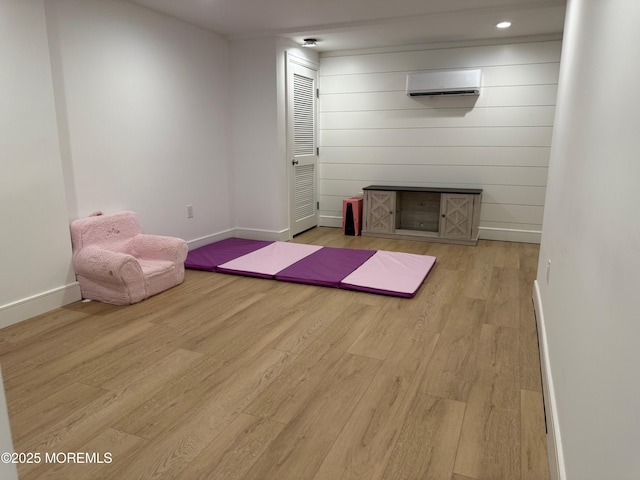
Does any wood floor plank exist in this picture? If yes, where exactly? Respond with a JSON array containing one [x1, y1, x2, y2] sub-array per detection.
[[426, 243, 475, 272], [3, 320, 157, 413], [521, 389, 550, 480], [175, 414, 285, 480], [462, 246, 497, 300], [126, 345, 293, 440], [4, 372, 75, 417], [492, 240, 521, 269], [267, 287, 357, 355], [71, 324, 183, 389], [347, 304, 406, 360], [419, 297, 486, 402], [355, 237, 399, 251], [290, 226, 335, 245], [482, 267, 521, 328], [104, 348, 295, 480], [251, 280, 322, 311], [380, 394, 466, 480], [245, 302, 374, 424], [518, 242, 541, 271], [475, 323, 520, 410], [14, 349, 203, 477], [183, 303, 305, 360], [1, 227, 548, 480], [520, 364, 543, 394], [111, 354, 226, 439], [405, 267, 465, 332], [143, 270, 242, 313], [242, 353, 381, 480], [313, 327, 440, 480], [0, 302, 113, 356], [10, 381, 107, 444], [0, 303, 146, 376], [0, 340, 16, 356], [19, 428, 147, 480], [0, 307, 87, 348], [520, 349, 543, 394], [453, 382, 520, 480], [385, 239, 432, 255], [149, 282, 267, 330], [519, 272, 544, 392], [114, 306, 302, 439]]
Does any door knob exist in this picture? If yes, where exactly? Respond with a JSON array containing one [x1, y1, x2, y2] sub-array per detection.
[[292, 159, 299, 165]]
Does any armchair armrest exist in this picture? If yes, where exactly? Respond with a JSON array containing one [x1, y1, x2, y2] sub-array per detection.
[[129, 234, 188, 263], [73, 246, 143, 284]]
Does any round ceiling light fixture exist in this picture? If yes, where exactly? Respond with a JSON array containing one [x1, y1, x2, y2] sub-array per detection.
[[496, 21, 512, 29], [301, 38, 317, 47]]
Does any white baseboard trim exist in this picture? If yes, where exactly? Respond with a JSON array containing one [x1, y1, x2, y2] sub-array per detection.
[[0, 282, 82, 330], [319, 215, 342, 228], [186, 227, 291, 249], [479, 227, 541, 244], [319, 218, 541, 243], [186, 229, 236, 250], [533, 280, 566, 480], [234, 227, 290, 242]]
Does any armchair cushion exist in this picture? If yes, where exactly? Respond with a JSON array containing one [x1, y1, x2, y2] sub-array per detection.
[[70, 211, 188, 305], [130, 234, 186, 262]]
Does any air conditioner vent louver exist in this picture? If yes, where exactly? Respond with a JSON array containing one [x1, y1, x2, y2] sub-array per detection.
[[406, 69, 481, 97]]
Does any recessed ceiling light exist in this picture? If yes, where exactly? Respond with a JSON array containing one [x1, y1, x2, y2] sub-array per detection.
[[496, 21, 512, 29], [301, 38, 317, 47]]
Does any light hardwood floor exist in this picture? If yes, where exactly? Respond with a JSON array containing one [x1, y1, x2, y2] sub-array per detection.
[[0, 227, 549, 480]]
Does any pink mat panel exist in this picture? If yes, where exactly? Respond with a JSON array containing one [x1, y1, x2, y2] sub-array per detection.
[[339, 250, 437, 298], [216, 241, 323, 278]]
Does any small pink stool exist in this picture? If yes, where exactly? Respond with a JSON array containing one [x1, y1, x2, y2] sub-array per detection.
[[343, 196, 363, 236]]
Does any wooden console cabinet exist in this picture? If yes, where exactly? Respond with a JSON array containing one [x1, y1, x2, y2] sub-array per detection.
[[362, 185, 482, 245]]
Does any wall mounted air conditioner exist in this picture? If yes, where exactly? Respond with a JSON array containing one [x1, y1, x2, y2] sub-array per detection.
[[406, 69, 481, 97]]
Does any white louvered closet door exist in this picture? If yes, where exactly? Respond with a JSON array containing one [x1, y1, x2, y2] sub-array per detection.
[[287, 53, 318, 236]]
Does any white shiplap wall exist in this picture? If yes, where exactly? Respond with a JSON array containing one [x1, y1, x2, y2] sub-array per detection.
[[318, 39, 561, 243]]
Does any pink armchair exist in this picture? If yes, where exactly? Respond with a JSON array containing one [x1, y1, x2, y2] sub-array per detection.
[[70, 211, 188, 305]]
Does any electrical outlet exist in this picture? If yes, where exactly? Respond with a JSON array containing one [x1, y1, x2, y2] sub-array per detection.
[[187, 205, 193, 218], [546, 259, 551, 285]]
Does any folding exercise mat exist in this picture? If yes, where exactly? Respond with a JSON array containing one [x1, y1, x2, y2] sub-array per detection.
[[184, 237, 273, 272], [185, 238, 436, 298]]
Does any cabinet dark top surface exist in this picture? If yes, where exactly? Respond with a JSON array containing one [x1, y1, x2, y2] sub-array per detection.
[[363, 185, 483, 195]]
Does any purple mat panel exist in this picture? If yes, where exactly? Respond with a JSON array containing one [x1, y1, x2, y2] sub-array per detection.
[[185, 237, 273, 272], [275, 246, 377, 288]]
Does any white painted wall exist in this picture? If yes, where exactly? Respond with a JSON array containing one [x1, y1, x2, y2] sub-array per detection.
[[45, 0, 233, 242], [536, 0, 640, 478], [230, 37, 283, 237], [230, 37, 318, 239], [1, 2, 321, 326], [318, 39, 561, 243], [0, 0, 80, 328]]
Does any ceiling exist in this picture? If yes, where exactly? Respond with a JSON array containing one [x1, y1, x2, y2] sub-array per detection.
[[127, 0, 567, 52]]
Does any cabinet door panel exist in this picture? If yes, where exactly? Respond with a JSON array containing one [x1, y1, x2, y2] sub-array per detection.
[[365, 191, 396, 233], [440, 193, 473, 239]]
